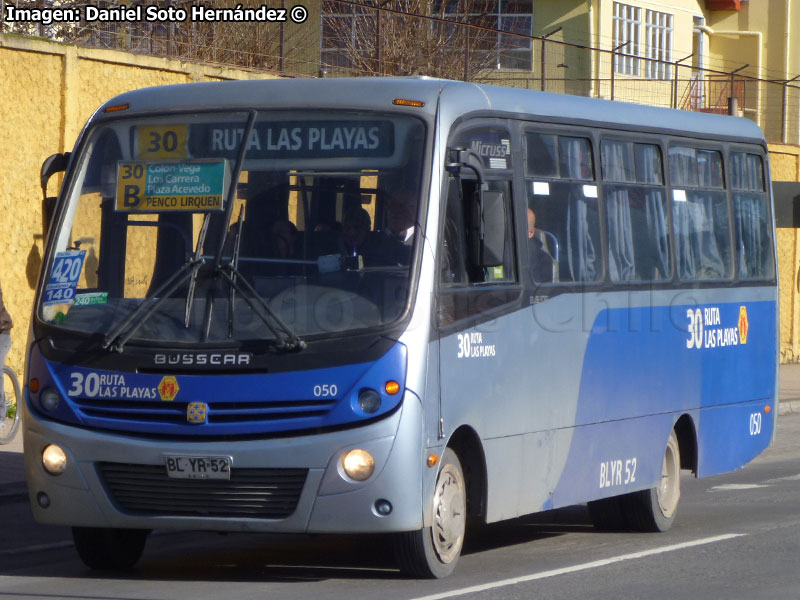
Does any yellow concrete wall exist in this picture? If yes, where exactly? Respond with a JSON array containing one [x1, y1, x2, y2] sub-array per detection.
[[770, 144, 800, 362], [0, 34, 279, 378]]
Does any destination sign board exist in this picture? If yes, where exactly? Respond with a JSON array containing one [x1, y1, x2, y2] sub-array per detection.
[[187, 120, 395, 160], [115, 160, 229, 213]]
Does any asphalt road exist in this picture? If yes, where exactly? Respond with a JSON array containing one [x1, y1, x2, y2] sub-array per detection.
[[3, 414, 800, 600]]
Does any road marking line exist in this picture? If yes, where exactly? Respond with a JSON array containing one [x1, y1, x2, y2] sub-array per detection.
[[409, 534, 745, 600], [710, 483, 770, 491], [765, 473, 800, 484], [0, 541, 74, 556]]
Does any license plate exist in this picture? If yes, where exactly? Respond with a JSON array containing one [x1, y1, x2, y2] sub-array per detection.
[[165, 455, 232, 480]]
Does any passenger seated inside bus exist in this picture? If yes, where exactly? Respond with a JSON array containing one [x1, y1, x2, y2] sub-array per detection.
[[385, 201, 415, 244], [340, 206, 406, 267], [527, 208, 557, 283], [381, 196, 414, 265]]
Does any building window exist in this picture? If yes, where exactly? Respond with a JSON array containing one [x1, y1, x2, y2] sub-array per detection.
[[613, 2, 641, 76], [320, 1, 533, 74], [458, 0, 534, 70], [645, 9, 673, 80], [494, 0, 534, 70]]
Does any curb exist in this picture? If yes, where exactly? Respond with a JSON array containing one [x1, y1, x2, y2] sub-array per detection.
[[779, 398, 800, 416]]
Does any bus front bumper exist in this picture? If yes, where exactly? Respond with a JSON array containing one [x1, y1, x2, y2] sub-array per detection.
[[23, 393, 425, 534]]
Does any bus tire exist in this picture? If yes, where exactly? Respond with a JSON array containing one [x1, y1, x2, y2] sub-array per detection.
[[623, 430, 681, 532], [393, 448, 466, 578], [72, 527, 149, 570]]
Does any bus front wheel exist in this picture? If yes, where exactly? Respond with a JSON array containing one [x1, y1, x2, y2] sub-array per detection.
[[393, 448, 466, 578], [624, 430, 681, 532], [72, 527, 149, 570]]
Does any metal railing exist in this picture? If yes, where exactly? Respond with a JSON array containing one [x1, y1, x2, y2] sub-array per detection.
[[2, 0, 798, 144]]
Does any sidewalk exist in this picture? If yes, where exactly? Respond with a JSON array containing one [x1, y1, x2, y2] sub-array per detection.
[[779, 362, 800, 415], [3, 365, 800, 497]]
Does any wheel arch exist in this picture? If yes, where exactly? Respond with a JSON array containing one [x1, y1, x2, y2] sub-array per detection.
[[447, 425, 487, 522], [673, 413, 698, 475]]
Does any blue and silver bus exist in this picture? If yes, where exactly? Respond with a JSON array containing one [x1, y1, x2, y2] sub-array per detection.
[[25, 77, 777, 577]]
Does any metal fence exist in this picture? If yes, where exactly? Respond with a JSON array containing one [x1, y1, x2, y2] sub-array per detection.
[[2, 0, 798, 144]]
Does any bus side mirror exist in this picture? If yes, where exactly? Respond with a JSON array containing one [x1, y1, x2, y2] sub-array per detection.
[[40, 152, 70, 237], [470, 189, 506, 268], [446, 147, 485, 184]]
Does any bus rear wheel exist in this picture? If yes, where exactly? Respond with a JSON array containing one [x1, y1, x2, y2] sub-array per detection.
[[623, 430, 681, 532], [393, 448, 466, 578], [72, 527, 149, 570]]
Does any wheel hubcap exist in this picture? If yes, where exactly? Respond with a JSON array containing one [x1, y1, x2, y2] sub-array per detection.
[[657, 436, 680, 518], [432, 464, 466, 564]]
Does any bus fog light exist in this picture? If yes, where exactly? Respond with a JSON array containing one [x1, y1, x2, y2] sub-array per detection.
[[41, 388, 60, 412], [342, 449, 375, 481], [42, 444, 67, 475], [374, 499, 393, 516], [358, 389, 381, 414], [36, 492, 51, 508]]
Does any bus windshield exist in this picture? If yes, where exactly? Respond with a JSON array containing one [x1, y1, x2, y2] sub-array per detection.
[[40, 110, 426, 347]]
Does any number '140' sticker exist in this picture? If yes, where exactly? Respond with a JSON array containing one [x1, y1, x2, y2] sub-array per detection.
[[43, 250, 86, 306]]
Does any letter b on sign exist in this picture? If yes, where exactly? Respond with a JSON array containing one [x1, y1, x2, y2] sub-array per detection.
[[124, 185, 141, 208]]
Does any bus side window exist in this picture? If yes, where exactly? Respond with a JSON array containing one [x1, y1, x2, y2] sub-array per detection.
[[602, 140, 671, 282], [731, 152, 774, 280], [669, 146, 732, 281], [525, 132, 601, 284]]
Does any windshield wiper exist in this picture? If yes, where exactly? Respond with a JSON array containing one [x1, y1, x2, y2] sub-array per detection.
[[217, 264, 306, 352], [184, 213, 211, 328], [227, 206, 245, 338], [102, 257, 204, 352]]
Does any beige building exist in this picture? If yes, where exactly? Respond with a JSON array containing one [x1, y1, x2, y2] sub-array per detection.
[[523, 0, 800, 144]]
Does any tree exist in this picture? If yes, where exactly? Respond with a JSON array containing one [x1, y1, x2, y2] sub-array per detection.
[[320, 0, 517, 81]]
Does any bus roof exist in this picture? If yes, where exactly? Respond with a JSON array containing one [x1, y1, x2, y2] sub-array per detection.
[[98, 76, 766, 144]]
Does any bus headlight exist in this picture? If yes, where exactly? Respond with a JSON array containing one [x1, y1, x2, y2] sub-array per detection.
[[342, 449, 375, 481], [41, 388, 60, 412], [42, 444, 67, 475]]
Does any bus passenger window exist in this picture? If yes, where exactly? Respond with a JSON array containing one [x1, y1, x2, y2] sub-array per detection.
[[525, 132, 601, 283], [731, 152, 774, 280], [526, 133, 558, 177], [602, 141, 670, 282], [670, 146, 732, 281]]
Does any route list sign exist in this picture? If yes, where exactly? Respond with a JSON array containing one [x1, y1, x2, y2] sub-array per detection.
[[115, 160, 229, 213]]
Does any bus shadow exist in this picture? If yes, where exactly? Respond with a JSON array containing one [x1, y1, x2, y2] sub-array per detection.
[[1, 503, 596, 583], [122, 531, 404, 582], [130, 506, 595, 582], [463, 505, 594, 555]]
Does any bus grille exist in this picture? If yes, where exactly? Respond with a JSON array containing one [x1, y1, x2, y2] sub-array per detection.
[[72, 397, 337, 430], [97, 462, 307, 519]]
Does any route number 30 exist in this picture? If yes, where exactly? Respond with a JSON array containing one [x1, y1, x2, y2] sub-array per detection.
[[686, 309, 703, 349]]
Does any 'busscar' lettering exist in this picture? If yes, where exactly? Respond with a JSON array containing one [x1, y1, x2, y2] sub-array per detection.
[[154, 353, 252, 366]]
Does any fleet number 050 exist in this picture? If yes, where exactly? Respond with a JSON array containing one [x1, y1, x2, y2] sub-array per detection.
[[313, 384, 338, 397], [749, 412, 762, 436]]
